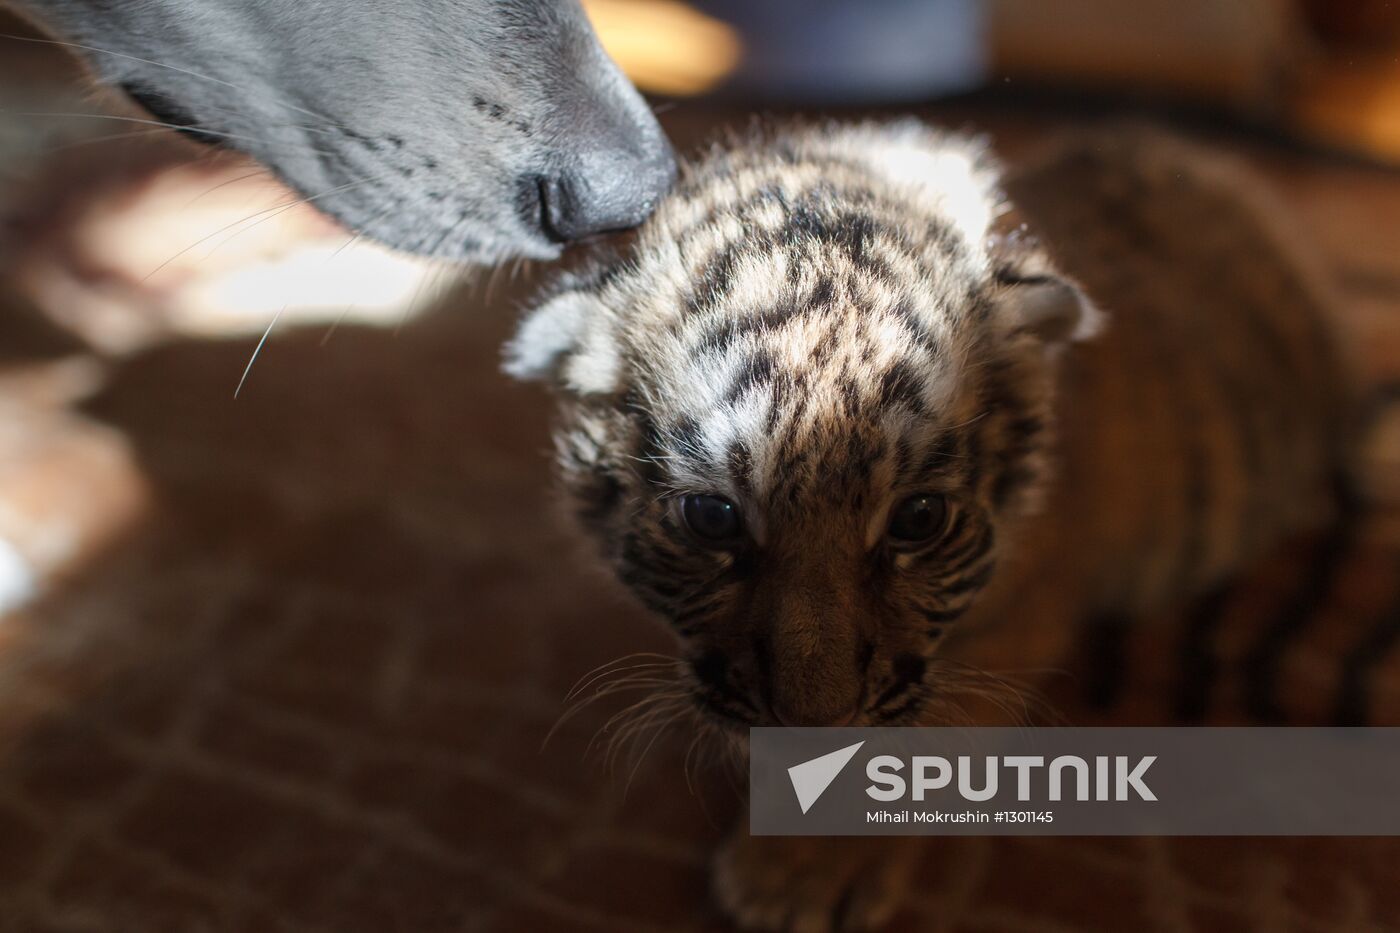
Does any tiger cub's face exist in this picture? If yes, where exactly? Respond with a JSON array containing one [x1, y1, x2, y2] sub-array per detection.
[[509, 123, 1098, 729]]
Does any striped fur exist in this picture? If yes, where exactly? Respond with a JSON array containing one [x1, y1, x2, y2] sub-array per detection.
[[508, 121, 1357, 733]]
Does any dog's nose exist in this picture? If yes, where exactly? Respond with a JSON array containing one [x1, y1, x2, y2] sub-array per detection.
[[538, 135, 676, 241]]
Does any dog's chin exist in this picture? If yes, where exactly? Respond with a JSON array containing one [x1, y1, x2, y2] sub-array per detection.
[[288, 182, 565, 265]]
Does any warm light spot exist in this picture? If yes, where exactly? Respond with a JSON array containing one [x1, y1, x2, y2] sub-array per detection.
[[582, 0, 743, 96], [0, 365, 150, 623], [175, 242, 440, 337], [10, 156, 439, 351], [0, 536, 34, 616], [1294, 58, 1400, 163]]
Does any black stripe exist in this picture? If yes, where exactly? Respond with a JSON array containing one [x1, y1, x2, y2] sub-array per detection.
[[878, 360, 925, 413], [933, 521, 994, 576], [573, 470, 623, 532], [1080, 612, 1131, 710], [723, 349, 776, 405], [873, 693, 924, 724], [1332, 574, 1400, 726], [915, 430, 963, 481], [1243, 486, 1357, 723], [939, 562, 995, 596], [1172, 583, 1234, 722], [890, 299, 939, 352]]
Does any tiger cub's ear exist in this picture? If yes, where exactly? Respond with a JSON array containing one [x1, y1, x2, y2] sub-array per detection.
[[504, 288, 621, 396], [996, 271, 1102, 345], [988, 219, 1103, 346]]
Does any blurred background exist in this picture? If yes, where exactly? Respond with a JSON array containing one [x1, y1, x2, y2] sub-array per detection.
[[1, 1, 1400, 930]]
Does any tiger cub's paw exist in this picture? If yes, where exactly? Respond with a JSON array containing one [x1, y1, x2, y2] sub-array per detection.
[[712, 828, 921, 932]]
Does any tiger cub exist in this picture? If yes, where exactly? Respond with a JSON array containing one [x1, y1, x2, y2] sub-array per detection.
[[507, 122, 1356, 930]]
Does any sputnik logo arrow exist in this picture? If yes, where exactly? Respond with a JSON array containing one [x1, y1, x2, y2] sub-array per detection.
[[788, 741, 865, 814]]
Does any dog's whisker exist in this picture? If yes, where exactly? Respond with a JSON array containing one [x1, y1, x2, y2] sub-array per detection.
[[193, 103, 346, 136], [2, 110, 342, 157], [25, 126, 172, 155], [0, 33, 243, 90], [0, 33, 344, 127], [142, 173, 388, 283], [234, 304, 287, 398], [185, 169, 274, 207]]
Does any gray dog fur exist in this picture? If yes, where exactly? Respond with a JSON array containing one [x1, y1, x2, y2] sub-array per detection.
[[10, 0, 675, 261]]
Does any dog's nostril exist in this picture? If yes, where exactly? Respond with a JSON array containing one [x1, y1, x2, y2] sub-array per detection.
[[537, 168, 628, 242], [534, 138, 676, 242], [534, 176, 568, 243]]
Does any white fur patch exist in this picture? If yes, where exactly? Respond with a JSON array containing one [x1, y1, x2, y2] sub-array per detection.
[[813, 122, 997, 249], [504, 290, 609, 386], [565, 328, 625, 397], [865, 142, 993, 246]]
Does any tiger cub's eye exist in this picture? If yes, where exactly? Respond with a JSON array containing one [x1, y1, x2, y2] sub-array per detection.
[[886, 494, 949, 546], [681, 494, 743, 544]]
